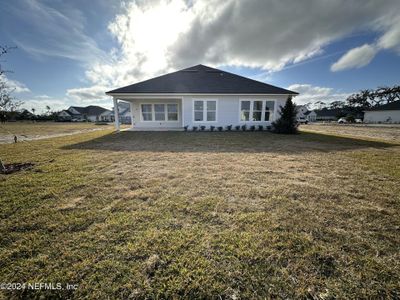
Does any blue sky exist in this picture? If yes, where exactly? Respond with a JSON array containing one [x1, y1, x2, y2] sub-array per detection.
[[1, 0, 400, 112]]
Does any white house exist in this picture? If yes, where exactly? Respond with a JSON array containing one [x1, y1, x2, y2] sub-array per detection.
[[364, 101, 400, 123], [58, 106, 112, 122], [106, 65, 298, 131]]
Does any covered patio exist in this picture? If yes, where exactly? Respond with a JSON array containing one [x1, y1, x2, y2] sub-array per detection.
[[112, 96, 183, 131]]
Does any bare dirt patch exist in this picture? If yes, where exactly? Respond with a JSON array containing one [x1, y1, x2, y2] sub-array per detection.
[[0, 162, 34, 174]]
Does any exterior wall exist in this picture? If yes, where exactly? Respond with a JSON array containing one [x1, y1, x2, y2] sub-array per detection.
[[307, 111, 317, 122], [121, 95, 290, 129], [87, 115, 98, 122], [364, 110, 400, 123], [182, 95, 288, 128], [130, 99, 182, 128]]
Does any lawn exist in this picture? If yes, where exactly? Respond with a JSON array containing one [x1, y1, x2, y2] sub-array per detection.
[[0, 122, 115, 144], [0, 127, 399, 298]]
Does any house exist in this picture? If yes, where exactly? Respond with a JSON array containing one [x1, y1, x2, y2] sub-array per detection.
[[304, 110, 317, 122], [313, 108, 341, 121], [296, 105, 316, 122], [296, 105, 309, 119], [106, 64, 298, 131], [364, 100, 400, 123], [58, 105, 112, 122]]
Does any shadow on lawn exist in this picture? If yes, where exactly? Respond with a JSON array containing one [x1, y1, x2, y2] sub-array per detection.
[[62, 131, 398, 154]]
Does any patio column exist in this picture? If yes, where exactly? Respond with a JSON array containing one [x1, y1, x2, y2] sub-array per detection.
[[129, 101, 134, 129], [113, 97, 120, 131]]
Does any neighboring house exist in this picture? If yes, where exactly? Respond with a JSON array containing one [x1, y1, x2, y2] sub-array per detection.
[[58, 105, 112, 122], [58, 110, 72, 121], [296, 105, 316, 122], [304, 110, 317, 122], [106, 64, 298, 130], [296, 105, 309, 119], [313, 108, 341, 121], [364, 100, 400, 123]]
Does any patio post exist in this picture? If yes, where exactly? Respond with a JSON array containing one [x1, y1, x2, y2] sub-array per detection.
[[113, 97, 120, 131]]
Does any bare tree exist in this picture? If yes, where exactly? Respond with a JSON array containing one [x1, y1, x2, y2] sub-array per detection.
[[0, 46, 22, 113]]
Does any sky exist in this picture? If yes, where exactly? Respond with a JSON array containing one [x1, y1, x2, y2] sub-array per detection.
[[1, 0, 400, 112]]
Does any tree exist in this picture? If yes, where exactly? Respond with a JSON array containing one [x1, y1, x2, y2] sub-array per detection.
[[329, 100, 345, 110], [46, 105, 51, 115], [0, 46, 22, 113], [346, 85, 400, 109], [314, 100, 326, 110], [272, 96, 298, 134]]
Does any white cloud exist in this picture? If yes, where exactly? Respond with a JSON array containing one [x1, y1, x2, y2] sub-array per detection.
[[81, 0, 400, 91], [66, 85, 109, 101], [0, 75, 30, 93], [378, 17, 400, 53], [7, 0, 400, 107], [288, 84, 351, 107], [331, 15, 400, 71], [331, 44, 378, 72]]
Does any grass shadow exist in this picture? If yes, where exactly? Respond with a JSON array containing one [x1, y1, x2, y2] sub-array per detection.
[[62, 131, 398, 154]]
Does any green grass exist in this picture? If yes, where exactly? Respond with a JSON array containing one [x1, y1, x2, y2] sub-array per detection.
[[0, 129, 399, 299]]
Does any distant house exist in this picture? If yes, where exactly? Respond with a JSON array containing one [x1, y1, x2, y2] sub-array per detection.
[[296, 105, 309, 118], [304, 110, 317, 122], [313, 108, 342, 121], [57, 105, 112, 122], [364, 100, 400, 123]]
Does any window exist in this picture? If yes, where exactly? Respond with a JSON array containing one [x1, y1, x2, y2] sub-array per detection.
[[141, 103, 179, 121], [252, 101, 262, 121], [167, 104, 178, 121], [141, 104, 152, 121], [193, 100, 217, 122], [265, 101, 275, 121], [240, 101, 250, 121], [240, 100, 275, 122], [207, 101, 216, 121], [154, 104, 165, 121]]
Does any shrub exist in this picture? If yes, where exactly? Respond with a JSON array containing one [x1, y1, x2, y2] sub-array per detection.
[[258, 125, 263, 131], [241, 125, 247, 131], [272, 96, 298, 134], [235, 125, 241, 131], [184, 125, 188, 131], [192, 126, 198, 131], [210, 126, 215, 132], [266, 125, 272, 131], [226, 125, 232, 131], [250, 125, 256, 131], [217, 126, 223, 132], [200, 125, 206, 131]]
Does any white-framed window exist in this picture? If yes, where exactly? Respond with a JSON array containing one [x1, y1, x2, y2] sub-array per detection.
[[141, 104, 152, 121], [239, 100, 275, 122], [140, 103, 179, 122], [264, 101, 275, 122], [193, 99, 217, 122]]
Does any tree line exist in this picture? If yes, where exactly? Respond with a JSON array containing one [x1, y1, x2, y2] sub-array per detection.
[[308, 85, 400, 111]]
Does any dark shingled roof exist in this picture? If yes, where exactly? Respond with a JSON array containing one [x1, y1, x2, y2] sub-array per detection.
[[69, 105, 109, 116], [106, 64, 298, 95], [314, 108, 341, 117], [365, 100, 400, 111]]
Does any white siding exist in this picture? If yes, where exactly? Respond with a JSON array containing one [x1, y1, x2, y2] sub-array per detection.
[[364, 110, 400, 123], [122, 94, 291, 129], [131, 99, 182, 128], [182, 95, 288, 128]]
